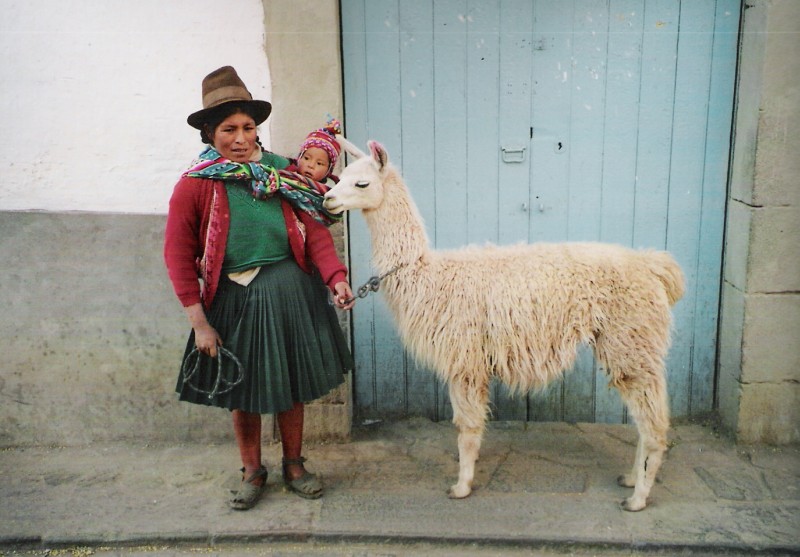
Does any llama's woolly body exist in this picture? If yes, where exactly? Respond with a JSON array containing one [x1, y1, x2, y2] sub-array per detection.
[[393, 244, 674, 394], [324, 139, 685, 511]]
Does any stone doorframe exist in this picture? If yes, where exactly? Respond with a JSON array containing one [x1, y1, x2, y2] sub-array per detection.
[[717, 0, 799, 444]]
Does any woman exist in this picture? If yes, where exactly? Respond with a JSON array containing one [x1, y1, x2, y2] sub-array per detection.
[[164, 66, 355, 510]]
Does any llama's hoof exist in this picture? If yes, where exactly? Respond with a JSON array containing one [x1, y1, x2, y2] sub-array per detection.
[[617, 474, 635, 488], [621, 496, 647, 512], [448, 484, 472, 499]]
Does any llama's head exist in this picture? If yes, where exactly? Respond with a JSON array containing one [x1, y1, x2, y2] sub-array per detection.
[[323, 139, 389, 215]]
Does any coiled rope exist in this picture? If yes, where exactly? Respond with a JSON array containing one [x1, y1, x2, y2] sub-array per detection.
[[180, 346, 244, 399]]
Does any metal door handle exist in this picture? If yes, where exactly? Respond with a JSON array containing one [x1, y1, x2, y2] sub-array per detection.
[[501, 146, 526, 163]]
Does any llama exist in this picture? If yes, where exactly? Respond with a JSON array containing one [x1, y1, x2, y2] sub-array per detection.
[[323, 138, 685, 511]]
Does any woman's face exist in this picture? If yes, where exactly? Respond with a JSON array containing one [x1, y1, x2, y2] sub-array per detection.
[[297, 147, 331, 182], [209, 112, 257, 162]]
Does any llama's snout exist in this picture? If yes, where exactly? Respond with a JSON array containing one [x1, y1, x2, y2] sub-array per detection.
[[323, 192, 343, 214]]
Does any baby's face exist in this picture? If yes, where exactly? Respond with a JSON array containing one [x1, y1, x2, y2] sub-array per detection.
[[297, 147, 331, 182]]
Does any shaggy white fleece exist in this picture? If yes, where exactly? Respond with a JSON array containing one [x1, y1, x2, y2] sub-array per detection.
[[324, 138, 684, 512]]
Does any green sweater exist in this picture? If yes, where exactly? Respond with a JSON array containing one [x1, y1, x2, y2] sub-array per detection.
[[221, 151, 293, 273]]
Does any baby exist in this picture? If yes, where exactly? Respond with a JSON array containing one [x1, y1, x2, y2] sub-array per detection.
[[287, 119, 342, 185]]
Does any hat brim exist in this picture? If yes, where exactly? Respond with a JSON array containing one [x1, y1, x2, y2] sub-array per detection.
[[187, 100, 272, 130]]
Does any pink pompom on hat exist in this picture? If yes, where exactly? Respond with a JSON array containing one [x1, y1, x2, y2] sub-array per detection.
[[298, 117, 342, 168]]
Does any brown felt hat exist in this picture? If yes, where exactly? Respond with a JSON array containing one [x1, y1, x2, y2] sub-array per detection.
[[187, 66, 272, 129]]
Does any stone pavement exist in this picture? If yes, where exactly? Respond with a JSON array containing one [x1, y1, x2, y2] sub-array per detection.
[[1, 418, 798, 555]]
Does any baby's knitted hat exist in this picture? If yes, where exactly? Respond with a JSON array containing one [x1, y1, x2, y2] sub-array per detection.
[[298, 117, 342, 168]]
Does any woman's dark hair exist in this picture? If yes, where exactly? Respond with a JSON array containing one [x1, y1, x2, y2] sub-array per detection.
[[199, 102, 262, 145]]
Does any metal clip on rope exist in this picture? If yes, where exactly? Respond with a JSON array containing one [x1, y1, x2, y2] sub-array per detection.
[[342, 265, 401, 305], [181, 346, 244, 399]]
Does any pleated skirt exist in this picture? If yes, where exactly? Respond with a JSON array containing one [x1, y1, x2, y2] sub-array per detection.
[[176, 258, 353, 414]]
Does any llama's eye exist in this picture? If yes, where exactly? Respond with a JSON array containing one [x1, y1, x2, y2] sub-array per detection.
[[355, 181, 370, 189]]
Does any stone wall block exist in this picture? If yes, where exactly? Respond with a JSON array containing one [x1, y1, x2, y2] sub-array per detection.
[[748, 207, 800, 293], [741, 294, 800, 383], [736, 382, 800, 445], [723, 200, 752, 292]]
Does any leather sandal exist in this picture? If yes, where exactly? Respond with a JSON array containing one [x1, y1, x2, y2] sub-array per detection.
[[229, 465, 268, 510], [282, 457, 323, 499]]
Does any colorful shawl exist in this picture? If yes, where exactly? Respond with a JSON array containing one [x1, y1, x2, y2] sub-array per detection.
[[183, 146, 341, 225]]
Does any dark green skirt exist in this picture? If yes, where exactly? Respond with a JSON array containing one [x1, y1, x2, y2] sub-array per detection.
[[176, 259, 353, 414]]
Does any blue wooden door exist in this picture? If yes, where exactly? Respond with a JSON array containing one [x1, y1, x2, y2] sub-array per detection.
[[341, 0, 740, 424]]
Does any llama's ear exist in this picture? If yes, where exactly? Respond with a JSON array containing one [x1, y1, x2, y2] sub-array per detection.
[[335, 134, 366, 160], [368, 140, 389, 170]]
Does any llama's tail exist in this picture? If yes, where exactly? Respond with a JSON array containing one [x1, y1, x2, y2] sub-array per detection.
[[642, 251, 685, 306]]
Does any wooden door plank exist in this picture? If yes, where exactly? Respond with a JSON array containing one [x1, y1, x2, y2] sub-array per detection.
[[563, 0, 613, 423], [364, 0, 403, 155], [430, 0, 471, 420], [433, 0, 469, 251], [492, 0, 533, 420], [341, 0, 378, 419], [566, 0, 607, 243], [466, 0, 502, 245], [600, 0, 644, 248], [400, 0, 437, 239], [527, 0, 576, 421], [341, 0, 369, 145], [470, 0, 527, 419], [529, 0, 574, 244], [527, 0, 576, 422], [690, 0, 740, 414], [632, 0, 679, 251], [399, 0, 442, 419], [627, 0, 679, 422], [497, 0, 534, 246], [362, 0, 408, 417], [665, 1, 716, 418], [593, 0, 646, 423]]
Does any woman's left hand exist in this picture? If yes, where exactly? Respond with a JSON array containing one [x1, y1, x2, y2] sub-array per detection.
[[332, 281, 355, 310]]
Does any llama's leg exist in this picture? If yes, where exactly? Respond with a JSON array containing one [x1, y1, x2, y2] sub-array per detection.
[[617, 437, 643, 488], [617, 378, 669, 511], [623, 420, 666, 511], [447, 378, 489, 499], [450, 426, 483, 499], [597, 313, 671, 512]]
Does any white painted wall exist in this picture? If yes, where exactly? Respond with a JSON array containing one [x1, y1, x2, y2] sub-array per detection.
[[0, 0, 271, 214]]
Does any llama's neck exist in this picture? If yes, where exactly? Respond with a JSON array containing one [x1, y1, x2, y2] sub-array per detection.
[[362, 165, 430, 273]]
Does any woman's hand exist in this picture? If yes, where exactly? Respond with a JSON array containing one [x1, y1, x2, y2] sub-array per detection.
[[184, 303, 223, 357], [332, 281, 355, 310], [194, 323, 223, 357]]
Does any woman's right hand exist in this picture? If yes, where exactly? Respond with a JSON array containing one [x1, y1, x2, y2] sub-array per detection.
[[194, 323, 223, 357], [184, 303, 222, 357]]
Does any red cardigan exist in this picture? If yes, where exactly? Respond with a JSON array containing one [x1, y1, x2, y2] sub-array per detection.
[[164, 176, 347, 309]]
